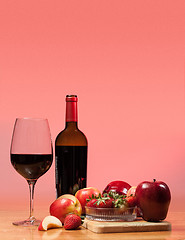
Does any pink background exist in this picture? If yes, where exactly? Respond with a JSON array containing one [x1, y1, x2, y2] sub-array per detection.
[[0, 0, 185, 211]]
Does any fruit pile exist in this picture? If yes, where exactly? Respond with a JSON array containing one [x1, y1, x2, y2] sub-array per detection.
[[38, 179, 171, 231], [86, 191, 132, 210]]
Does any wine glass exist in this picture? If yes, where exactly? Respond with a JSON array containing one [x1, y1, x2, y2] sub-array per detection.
[[10, 118, 53, 226]]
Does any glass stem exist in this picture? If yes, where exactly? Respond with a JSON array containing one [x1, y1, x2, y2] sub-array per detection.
[[27, 180, 37, 221]]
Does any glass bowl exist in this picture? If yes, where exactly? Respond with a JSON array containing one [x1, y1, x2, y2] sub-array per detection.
[[85, 206, 137, 221]]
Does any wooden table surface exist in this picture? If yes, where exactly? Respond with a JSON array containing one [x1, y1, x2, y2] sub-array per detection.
[[0, 208, 185, 240]]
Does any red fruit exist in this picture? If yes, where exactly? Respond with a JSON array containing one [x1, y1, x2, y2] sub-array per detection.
[[127, 186, 136, 198], [86, 199, 98, 208], [49, 196, 81, 224], [126, 186, 137, 207], [75, 187, 101, 214], [103, 180, 131, 196], [99, 198, 114, 208], [126, 196, 137, 207], [64, 214, 81, 230], [86, 196, 114, 208], [97, 198, 114, 208], [135, 179, 171, 222]]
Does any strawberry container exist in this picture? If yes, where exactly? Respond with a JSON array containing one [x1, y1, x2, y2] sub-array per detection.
[[85, 206, 137, 222]]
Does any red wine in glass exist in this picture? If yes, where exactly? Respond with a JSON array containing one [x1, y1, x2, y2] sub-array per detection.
[[10, 118, 53, 226], [11, 154, 53, 180]]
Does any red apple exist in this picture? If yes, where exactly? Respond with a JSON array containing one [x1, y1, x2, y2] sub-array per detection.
[[38, 216, 62, 231], [102, 180, 131, 196], [75, 187, 101, 214], [49, 194, 82, 223], [135, 179, 171, 222]]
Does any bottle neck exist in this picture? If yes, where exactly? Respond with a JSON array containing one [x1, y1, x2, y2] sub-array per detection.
[[65, 121, 78, 129], [65, 99, 78, 128]]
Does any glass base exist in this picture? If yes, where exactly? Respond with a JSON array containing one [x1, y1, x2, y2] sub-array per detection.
[[12, 217, 41, 226]]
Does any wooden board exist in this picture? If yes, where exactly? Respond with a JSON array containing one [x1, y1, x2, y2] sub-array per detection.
[[83, 218, 171, 234]]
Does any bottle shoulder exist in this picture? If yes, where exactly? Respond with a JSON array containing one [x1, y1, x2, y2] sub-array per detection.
[[55, 128, 88, 146]]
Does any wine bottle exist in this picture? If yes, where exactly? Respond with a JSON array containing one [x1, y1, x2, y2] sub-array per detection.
[[55, 95, 88, 197]]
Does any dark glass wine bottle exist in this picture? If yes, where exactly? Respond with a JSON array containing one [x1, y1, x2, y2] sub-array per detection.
[[55, 95, 88, 197]]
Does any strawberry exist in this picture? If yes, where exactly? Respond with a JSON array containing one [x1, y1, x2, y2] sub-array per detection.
[[86, 194, 114, 208], [126, 195, 137, 207], [97, 198, 114, 208], [107, 191, 128, 209], [86, 198, 98, 208], [63, 214, 81, 230]]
